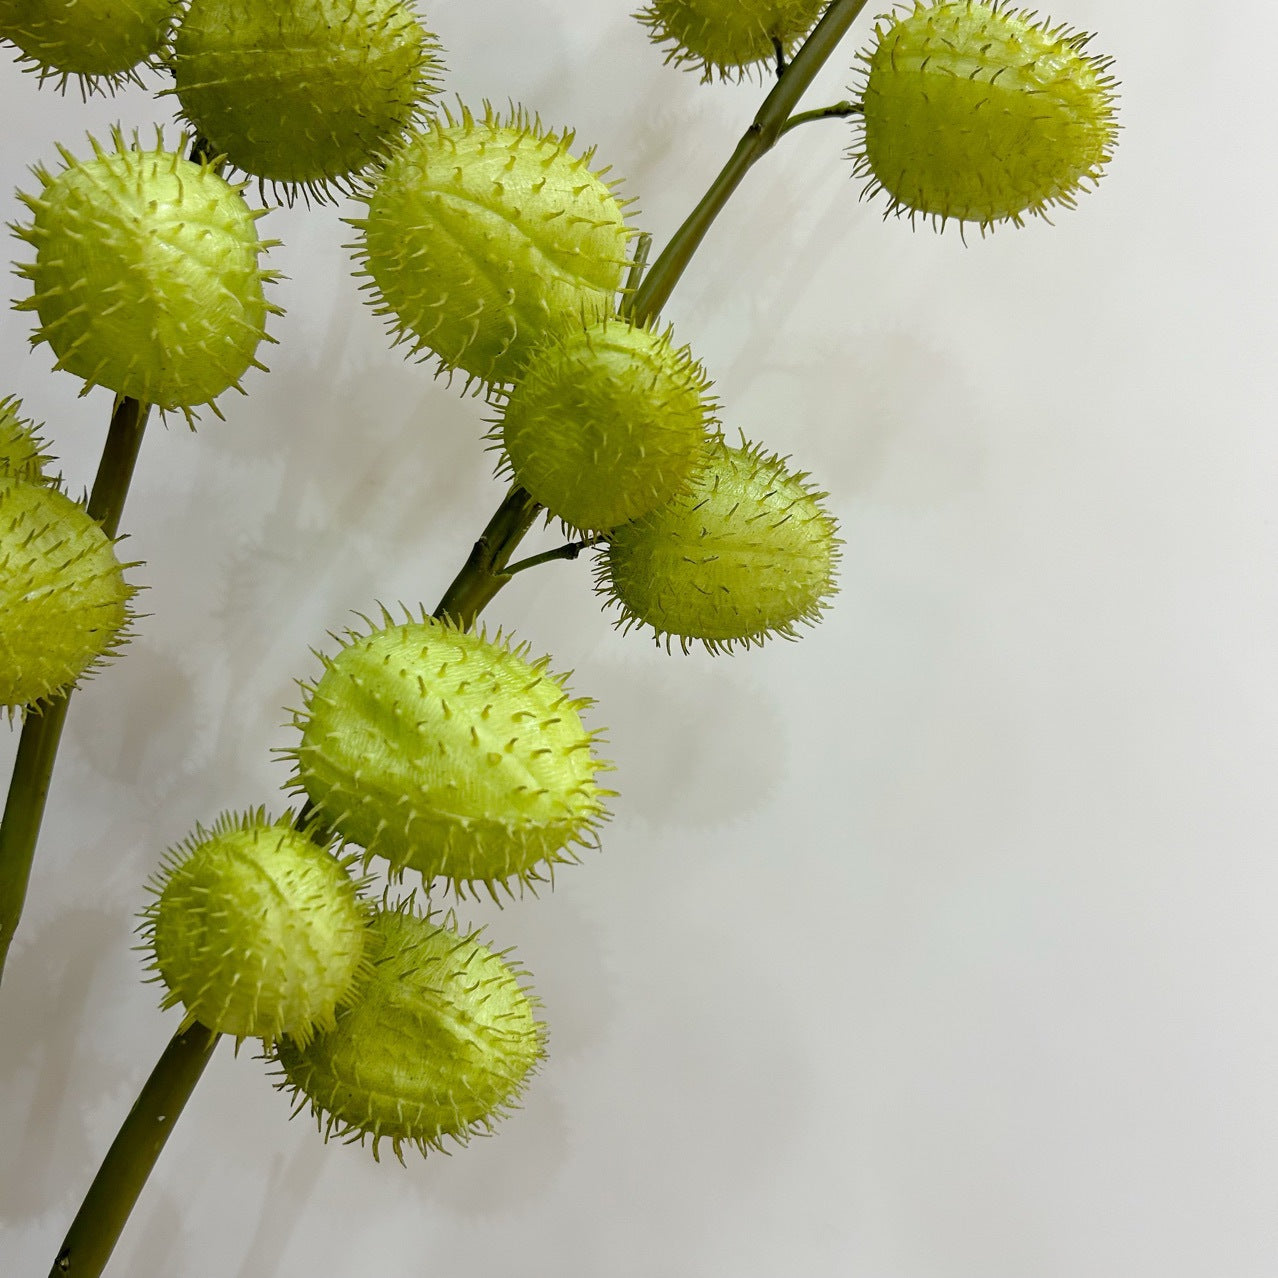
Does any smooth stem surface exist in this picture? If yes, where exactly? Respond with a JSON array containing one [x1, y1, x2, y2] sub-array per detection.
[[50, 1024, 220, 1278], [0, 396, 150, 986]]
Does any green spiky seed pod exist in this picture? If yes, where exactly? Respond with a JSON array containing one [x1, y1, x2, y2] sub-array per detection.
[[0, 0, 175, 90], [272, 902, 545, 1161], [850, 1, 1119, 231], [168, 0, 443, 199], [499, 318, 718, 533], [599, 437, 841, 653], [635, 0, 828, 79], [351, 105, 634, 386], [0, 477, 135, 709], [11, 130, 280, 419], [141, 810, 369, 1046], [0, 396, 55, 483], [287, 612, 612, 898]]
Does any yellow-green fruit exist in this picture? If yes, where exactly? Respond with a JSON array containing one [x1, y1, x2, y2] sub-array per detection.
[[0, 396, 55, 484], [12, 131, 279, 417], [142, 810, 369, 1045], [0, 478, 135, 709], [273, 904, 545, 1160], [352, 105, 634, 386], [600, 438, 840, 653], [287, 614, 612, 897], [499, 319, 717, 533], [0, 0, 175, 88], [636, 0, 828, 78], [851, 1, 1119, 230], [169, 0, 443, 197]]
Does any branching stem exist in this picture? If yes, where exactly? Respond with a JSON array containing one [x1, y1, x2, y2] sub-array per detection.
[[504, 536, 603, 578], [779, 100, 862, 136]]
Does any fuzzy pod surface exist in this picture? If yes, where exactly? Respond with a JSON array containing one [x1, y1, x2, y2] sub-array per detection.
[[12, 132, 279, 417], [142, 810, 369, 1045], [273, 903, 545, 1160], [0, 0, 174, 87], [851, 1, 1118, 230], [500, 319, 717, 533], [0, 477, 135, 709], [169, 0, 443, 196], [0, 396, 55, 483], [352, 105, 634, 386], [600, 437, 840, 653], [288, 614, 611, 896], [636, 0, 828, 79]]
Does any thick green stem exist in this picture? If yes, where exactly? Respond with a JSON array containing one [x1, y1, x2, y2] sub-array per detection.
[[0, 395, 150, 986], [49, 1023, 220, 1278]]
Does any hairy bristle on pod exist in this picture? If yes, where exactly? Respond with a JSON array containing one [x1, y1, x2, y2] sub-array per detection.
[[140, 809, 370, 1046], [0, 477, 136, 711], [497, 317, 719, 533], [270, 901, 546, 1162], [349, 103, 635, 388], [598, 436, 841, 653], [11, 129, 281, 420], [167, 0, 444, 200], [0, 0, 175, 92], [635, 0, 828, 80], [0, 396, 56, 483], [849, 0, 1119, 232], [284, 612, 613, 900]]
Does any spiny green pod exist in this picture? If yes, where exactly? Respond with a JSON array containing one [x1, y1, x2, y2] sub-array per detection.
[[351, 104, 635, 387], [0, 396, 55, 484], [0, 477, 136, 710], [167, 0, 444, 200], [598, 436, 841, 653], [498, 318, 718, 533], [271, 901, 546, 1161], [850, 1, 1119, 231], [11, 129, 281, 420], [0, 0, 175, 90], [285, 610, 612, 899], [140, 810, 370, 1046], [635, 0, 828, 79]]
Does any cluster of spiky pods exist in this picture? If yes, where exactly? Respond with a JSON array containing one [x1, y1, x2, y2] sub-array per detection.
[[2, 0, 1117, 1177]]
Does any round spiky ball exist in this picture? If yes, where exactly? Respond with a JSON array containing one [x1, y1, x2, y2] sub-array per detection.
[[0, 0, 175, 90], [850, 1, 1119, 231], [0, 396, 55, 483], [272, 902, 545, 1161], [287, 612, 612, 898], [499, 319, 718, 533], [636, 0, 828, 79], [351, 105, 634, 386], [168, 0, 443, 198], [11, 130, 279, 418], [0, 477, 136, 710], [141, 810, 369, 1045], [599, 437, 841, 653]]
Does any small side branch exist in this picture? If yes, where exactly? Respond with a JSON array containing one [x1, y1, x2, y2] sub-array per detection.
[[504, 535, 604, 578], [773, 36, 788, 78], [778, 101, 863, 138]]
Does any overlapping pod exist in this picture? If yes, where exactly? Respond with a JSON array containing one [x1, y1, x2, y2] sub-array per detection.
[[351, 105, 635, 387], [0, 477, 137, 711], [498, 317, 718, 533], [272, 902, 545, 1161], [850, 1, 1119, 231], [0, 395, 55, 484], [286, 613, 612, 898], [141, 810, 370, 1046], [636, 0, 829, 79], [167, 0, 444, 199], [599, 437, 841, 653], [11, 130, 281, 419]]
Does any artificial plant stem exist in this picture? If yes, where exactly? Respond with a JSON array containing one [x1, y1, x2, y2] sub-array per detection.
[[0, 395, 151, 987], [631, 0, 869, 326], [49, 1023, 221, 1278], [504, 537, 600, 577], [778, 100, 862, 136]]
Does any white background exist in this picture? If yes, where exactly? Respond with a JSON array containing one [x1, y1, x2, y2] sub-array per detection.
[[3, 2, 1277, 1275]]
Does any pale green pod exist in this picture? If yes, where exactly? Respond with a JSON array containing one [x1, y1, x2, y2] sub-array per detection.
[[0, 396, 55, 484]]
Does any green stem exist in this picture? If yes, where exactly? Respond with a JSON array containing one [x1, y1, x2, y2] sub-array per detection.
[[778, 100, 862, 136], [504, 535, 601, 578], [0, 395, 150, 987], [49, 1023, 220, 1278]]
